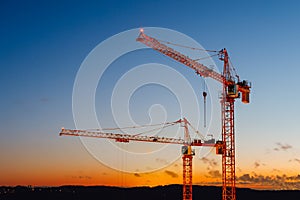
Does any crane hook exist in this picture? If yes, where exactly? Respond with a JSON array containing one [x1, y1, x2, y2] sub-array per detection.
[[203, 91, 207, 128]]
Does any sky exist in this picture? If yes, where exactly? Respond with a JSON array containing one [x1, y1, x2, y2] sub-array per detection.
[[1, 0, 300, 190]]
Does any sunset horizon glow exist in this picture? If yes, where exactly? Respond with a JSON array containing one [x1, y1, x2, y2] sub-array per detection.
[[1, 0, 300, 192]]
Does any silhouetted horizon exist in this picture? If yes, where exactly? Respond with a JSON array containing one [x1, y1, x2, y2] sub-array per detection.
[[1, 184, 299, 200]]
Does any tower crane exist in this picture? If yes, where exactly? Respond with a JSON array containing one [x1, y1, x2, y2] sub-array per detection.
[[136, 29, 251, 200], [60, 118, 216, 200]]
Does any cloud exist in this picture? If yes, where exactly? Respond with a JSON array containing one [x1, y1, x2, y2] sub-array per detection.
[[237, 173, 300, 190], [287, 175, 300, 181], [155, 158, 169, 165], [254, 162, 260, 168], [254, 161, 265, 168], [272, 168, 281, 173], [164, 170, 178, 178], [274, 142, 292, 151], [200, 157, 218, 169], [238, 174, 251, 182], [208, 170, 221, 178], [294, 158, 300, 164], [71, 175, 92, 179]]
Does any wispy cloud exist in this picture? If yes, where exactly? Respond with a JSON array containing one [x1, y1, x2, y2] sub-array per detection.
[[237, 173, 300, 190], [164, 170, 178, 178], [146, 179, 151, 183], [200, 157, 218, 169], [71, 175, 92, 179], [272, 168, 281, 173], [274, 142, 292, 151], [208, 170, 221, 178], [254, 161, 265, 168], [238, 174, 252, 182], [294, 158, 300, 164], [254, 161, 260, 168], [155, 158, 169, 165], [287, 175, 300, 181]]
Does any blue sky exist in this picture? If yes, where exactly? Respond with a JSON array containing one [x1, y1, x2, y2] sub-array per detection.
[[1, 0, 300, 187]]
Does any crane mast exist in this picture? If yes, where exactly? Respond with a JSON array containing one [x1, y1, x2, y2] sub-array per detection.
[[220, 49, 236, 200], [136, 30, 251, 200], [181, 118, 193, 200]]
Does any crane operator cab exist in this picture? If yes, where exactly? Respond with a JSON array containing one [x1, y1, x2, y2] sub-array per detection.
[[226, 81, 239, 98], [182, 146, 195, 156]]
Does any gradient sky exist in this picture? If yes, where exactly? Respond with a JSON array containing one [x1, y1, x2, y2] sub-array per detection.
[[1, 0, 300, 190]]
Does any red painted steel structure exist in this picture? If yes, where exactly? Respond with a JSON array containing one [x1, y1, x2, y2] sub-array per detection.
[[182, 154, 193, 200], [181, 118, 193, 200], [136, 30, 251, 200], [60, 118, 215, 200], [220, 49, 236, 200]]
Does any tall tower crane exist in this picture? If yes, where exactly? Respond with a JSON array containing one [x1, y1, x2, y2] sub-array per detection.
[[136, 29, 251, 200], [59, 118, 216, 200]]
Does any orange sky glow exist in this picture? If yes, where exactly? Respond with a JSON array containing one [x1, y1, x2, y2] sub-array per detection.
[[1, 141, 299, 190], [1, 1, 300, 193]]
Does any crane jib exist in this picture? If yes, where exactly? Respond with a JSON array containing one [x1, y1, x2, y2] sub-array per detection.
[[136, 32, 251, 103], [59, 128, 216, 147], [136, 32, 224, 83]]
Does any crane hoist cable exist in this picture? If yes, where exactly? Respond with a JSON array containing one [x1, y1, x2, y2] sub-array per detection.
[[156, 37, 218, 129], [157, 39, 218, 53], [131, 123, 178, 137], [90, 120, 181, 131], [157, 39, 219, 63], [228, 57, 240, 82], [157, 39, 220, 65], [86, 120, 182, 138], [184, 120, 206, 141], [194, 53, 219, 61]]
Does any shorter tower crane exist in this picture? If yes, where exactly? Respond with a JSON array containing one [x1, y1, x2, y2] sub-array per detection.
[[60, 118, 217, 200]]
